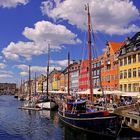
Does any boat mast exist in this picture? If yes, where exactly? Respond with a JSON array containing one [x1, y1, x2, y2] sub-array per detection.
[[28, 65, 31, 101], [34, 72, 36, 95], [86, 4, 93, 103], [21, 78, 22, 96], [46, 44, 50, 98], [68, 51, 70, 95]]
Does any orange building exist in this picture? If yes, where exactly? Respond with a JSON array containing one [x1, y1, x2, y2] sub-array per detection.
[[101, 41, 124, 91]]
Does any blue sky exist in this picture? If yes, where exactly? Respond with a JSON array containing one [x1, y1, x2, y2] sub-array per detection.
[[0, 0, 140, 84]]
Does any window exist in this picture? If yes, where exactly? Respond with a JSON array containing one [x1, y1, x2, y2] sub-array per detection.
[[120, 59, 123, 66], [138, 67, 140, 77], [124, 70, 127, 79], [120, 85, 122, 91], [133, 54, 136, 63], [120, 71, 123, 79], [94, 70, 96, 76], [128, 56, 131, 64], [97, 62, 100, 67], [107, 75, 110, 82], [124, 57, 127, 65], [138, 53, 140, 62], [133, 83, 139, 92], [97, 69, 99, 75], [124, 84, 127, 92], [121, 48, 126, 55], [97, 79, 99, 87], [133, 68, 136, 77], [107, 65, 111, 70], [128, 84, 131, 92], [128, 69, 131, 78]]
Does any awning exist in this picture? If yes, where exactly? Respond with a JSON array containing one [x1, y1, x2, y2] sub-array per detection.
[[121, 92, 140, 97]]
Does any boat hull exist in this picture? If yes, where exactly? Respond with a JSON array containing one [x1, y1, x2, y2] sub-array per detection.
[[36, 101, 56, 110], [58, 110, 120, 137]]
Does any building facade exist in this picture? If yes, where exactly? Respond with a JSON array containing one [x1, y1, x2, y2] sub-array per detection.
[[79, 60, 89, 91], [119, 32, 140, 92], [92, 55, 103, 88], [0, 83, 16, 94], [101, 41, 124, 91]]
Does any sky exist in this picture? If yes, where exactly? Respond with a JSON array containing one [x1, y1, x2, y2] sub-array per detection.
[[0, 0, 140, 84]]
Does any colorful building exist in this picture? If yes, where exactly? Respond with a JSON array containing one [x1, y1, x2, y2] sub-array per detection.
[[92, 55, 103, 88], [101, 41, 124, 91], [70, 61, 81, 92], [64, 61, 81, 92], [59, 73, 65, 91], [119, 32, 140, 92], [36, 74, 46, 93], [49, 69, 61, 91], [79, 60, 89, 91]]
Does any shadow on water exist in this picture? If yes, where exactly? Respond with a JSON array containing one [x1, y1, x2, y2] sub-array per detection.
[[58, 120, 116, 140]]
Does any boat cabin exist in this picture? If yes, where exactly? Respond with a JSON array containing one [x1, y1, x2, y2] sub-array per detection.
[[67, 100, 86, 113]]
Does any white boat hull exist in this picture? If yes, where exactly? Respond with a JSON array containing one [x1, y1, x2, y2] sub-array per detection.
[[36, 101, 56, 110]]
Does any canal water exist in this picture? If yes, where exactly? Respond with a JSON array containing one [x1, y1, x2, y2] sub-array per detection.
[[0, 95, 139, 140]]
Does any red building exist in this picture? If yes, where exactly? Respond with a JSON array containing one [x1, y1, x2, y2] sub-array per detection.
[[79, 60, 89, 91]]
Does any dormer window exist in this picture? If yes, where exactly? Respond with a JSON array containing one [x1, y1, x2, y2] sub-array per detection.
[[136, 35, 140, 41], [121, 48, 126, 55]]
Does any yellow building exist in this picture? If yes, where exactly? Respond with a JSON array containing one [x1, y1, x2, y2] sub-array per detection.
[[59, 73, 65, 91], [49, 69, 61, 91], [52, 73, 61, 90], [119, 32, 140, 92], [36, 74, 46, 92]]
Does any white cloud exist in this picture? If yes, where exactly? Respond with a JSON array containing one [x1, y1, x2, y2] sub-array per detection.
[[0, 0, 29, 8], [0, 70, 13, 75], [20, 71, 28, 76], [41, 0, 140, 35], [3, 21, 81, 61], [50, 59, 73, 67], [0, 63, 6, 69], [0, 74, 13, 78], [15, 64, 28, 71], [15, 64, 62, 75], [3, 41, 40, 60], [0, 70, 13, 78]]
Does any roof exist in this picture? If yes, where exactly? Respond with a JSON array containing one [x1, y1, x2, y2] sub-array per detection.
[[109, 41, 124, 53], [93, 54, 104, 62]]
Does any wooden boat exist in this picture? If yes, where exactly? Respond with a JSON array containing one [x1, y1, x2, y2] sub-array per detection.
[[36, 44, 57, 110], [58, 4, 121, 137], [114, 103, 140, 133], [36, 101, 56, 110], [58, 100, 120, 137]]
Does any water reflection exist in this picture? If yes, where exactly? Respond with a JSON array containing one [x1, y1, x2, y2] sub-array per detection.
[[0, 95, 139, 140]]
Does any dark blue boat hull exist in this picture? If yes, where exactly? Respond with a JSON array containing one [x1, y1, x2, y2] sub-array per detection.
[[58, 110, 120, 137]]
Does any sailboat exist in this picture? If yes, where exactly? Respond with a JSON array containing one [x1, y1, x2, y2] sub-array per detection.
[[22, 65, 36, 107], [36, 44, 56, 110], [18, 79, 25, 101], [58, 4, 121, 137]]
